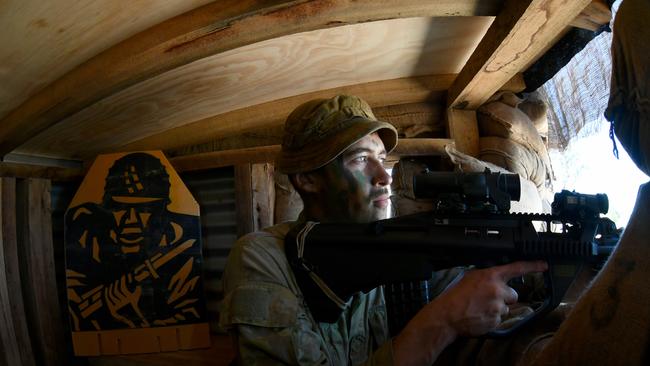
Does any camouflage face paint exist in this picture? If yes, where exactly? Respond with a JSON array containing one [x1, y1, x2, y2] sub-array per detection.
[[311, 133, 391, 223]]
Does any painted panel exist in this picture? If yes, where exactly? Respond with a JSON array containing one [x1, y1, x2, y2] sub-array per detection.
[[64, 151, 209, 355]]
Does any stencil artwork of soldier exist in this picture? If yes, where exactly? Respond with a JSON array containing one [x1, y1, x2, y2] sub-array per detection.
[[65, 152, 206, 331]]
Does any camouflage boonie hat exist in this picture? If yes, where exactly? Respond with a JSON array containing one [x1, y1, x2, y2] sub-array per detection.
[[276, 95, 398, 174]]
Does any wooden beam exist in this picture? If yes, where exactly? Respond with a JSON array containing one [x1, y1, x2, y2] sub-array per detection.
[[446, 109, 479, 157], [0, 162, 83, 181], [125, 75, 454, 156], [2, 153, 82, 169], [393, 139, 455, 157], [167, 98, 448, 157], [0, 178, 36, 366], [0, 0, 502, 158], [234, 164, 254, 238], [447, 0, 592, 110], [500, 73, 527, 93], [570, 0, 611, 32], [251, 163, 275, 231], [171, 146, 282, 172], [16, 179, 65, 366], [170, 138, 454, 173]]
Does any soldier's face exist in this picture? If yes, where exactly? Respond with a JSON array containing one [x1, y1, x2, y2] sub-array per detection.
[[313, 133, 392, 223], [109, 196, 166, 254]]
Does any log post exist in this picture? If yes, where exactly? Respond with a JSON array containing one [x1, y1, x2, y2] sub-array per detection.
[[234, 164, 254, 238], [0, 177, 36, 366], [15, 178, 65, 366]]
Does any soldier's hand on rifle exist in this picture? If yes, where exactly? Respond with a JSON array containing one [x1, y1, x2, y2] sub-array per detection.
[[392, 260, 547, 366], [433, 260, 548, 336], [104, 274, 147, 328]]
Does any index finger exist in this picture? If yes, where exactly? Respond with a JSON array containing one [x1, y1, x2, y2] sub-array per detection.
[[493, 260, 548, 281]]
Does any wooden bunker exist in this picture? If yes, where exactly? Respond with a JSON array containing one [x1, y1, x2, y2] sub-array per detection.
[[0, 1, 615, 365]]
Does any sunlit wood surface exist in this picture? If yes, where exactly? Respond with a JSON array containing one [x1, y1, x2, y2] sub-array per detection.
[[16, 16, 493, 160]]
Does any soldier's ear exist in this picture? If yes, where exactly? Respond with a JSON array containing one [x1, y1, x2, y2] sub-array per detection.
[[291, 172, 323, 194]]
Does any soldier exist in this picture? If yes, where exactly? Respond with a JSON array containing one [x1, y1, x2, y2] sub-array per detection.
[[220, 95, 546, 365], [66, 152, 205, 331]]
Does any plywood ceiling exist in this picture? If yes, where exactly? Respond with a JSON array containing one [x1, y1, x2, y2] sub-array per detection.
[[0, 0, 214, 120], [0, 0, 601, 168], [16, 16, 493, 160]]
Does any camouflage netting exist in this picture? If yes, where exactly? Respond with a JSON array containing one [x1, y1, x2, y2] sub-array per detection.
[[537, 12, 614, 151]]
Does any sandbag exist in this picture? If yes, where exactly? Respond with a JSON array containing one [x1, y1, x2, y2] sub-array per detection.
[[477, 92, 554, 181], [479, 136, 548, 191], [444, 145, 544, 214], [518, 93, 549, 142], [390, 159, 435, 215]]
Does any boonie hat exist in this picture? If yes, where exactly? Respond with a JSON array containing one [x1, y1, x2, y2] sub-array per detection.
[[276, 95, 398, 174]]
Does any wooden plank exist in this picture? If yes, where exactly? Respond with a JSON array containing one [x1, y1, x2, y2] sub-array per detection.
[[234, 164, 254, 238], [16, 179, 65, 366], [1, 0, 503, 158], [122, 75, 455, 157], [0, 0, 214, 121], [0, 162, 83, 181], [500, 73, 527, 93], [170, 138, 454, 173], [446, 109, 479, 157], [393, 138, 455, 157], [168, 99, 448, 157], [447, 0, 592, 110], [570, 0, 611, 32], [21, 13, 489, 161], [17, 14, 493, 160], [88, 334, 235, 366], [251, 163, 275, 231], [2, 153, 82, 169], [171, 146, 282, 172], [0, 178, 36, 366]]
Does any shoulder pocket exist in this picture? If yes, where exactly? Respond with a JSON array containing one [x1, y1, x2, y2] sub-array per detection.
[[221, 282, 298, 328]]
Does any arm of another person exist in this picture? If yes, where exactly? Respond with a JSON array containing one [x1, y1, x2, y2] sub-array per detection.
[[392, 260, 548, 366]]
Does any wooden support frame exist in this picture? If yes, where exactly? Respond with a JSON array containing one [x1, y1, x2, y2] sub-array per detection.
[[170, 138, 454, 173], [0, 178, 37, 366], [446, 109, 479, 157], [251, 163, 276, 232], [116, 75, 455, 159], [0, 162, 84, 181], [234, 164, 254, 238], [0, 0, 503, 158], [447, 0, 592, 110], [16, 179, 66, 366]]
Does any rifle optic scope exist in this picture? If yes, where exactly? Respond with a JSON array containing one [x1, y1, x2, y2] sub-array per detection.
[[552, 190, 609, 219], [413, 169, 520, 213], [413, 170, 520, 200]]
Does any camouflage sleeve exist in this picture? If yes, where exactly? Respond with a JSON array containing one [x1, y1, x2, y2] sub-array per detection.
[[220, 229, 396, 365]]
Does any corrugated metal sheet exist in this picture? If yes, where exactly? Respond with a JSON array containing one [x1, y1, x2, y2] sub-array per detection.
[[180, 167, 237, 333]]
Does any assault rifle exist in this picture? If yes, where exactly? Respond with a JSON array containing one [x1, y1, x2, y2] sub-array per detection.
[[285, 170, 618, 336]]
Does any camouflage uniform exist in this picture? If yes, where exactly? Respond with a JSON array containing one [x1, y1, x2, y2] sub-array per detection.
[[220, 219, 394, 365]]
